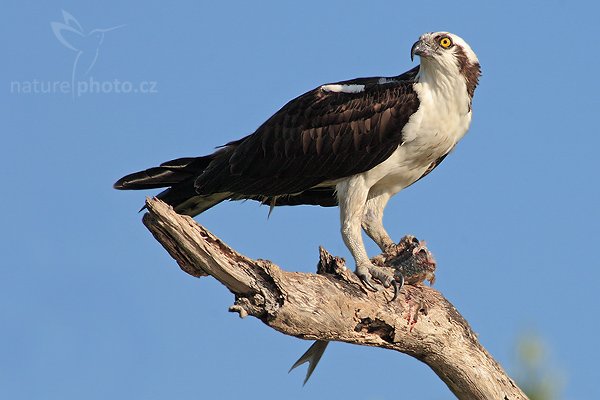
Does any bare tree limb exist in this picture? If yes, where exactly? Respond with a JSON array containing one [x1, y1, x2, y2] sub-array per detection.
[[141, 197, 528, 400]]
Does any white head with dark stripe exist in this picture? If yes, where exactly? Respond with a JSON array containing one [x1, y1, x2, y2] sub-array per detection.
[[411, 32, 481, 100]]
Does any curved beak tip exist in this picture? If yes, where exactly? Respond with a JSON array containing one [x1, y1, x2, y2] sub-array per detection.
[[410, 41, 418, 62], [410, 40, 431, 62]]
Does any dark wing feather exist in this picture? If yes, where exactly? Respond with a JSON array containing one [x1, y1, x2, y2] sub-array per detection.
[[114, 156, 214, 190], [195, 73, 420, 196]]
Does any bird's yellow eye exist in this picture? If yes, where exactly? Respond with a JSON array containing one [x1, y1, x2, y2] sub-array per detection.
[[439, 37, 453, 48]]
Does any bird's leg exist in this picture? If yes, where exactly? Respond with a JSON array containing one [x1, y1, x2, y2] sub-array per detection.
[[361, 192, 395, 252], [338, 180, 372, 288], [337, 179, 398, 297], [361, 191, 403, 300]]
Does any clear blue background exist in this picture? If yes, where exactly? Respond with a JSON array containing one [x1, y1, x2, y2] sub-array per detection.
[[2, 1, 598, 399]]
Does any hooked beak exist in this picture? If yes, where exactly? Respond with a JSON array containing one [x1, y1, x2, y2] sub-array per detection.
[[410, 39, 432, 62]]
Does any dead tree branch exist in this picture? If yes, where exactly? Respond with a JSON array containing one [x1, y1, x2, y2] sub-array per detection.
[[141, 197, 527, 400]]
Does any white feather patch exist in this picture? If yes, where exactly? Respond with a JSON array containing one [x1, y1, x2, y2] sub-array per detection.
[[377, 78, 396, 84], [321, 84, 365, 93]]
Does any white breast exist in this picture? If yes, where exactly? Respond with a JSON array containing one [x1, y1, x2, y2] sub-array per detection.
[[360, 75, 472, 195]]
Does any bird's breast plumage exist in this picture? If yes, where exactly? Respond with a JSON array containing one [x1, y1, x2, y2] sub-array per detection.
[[355, 76, 473, 195]]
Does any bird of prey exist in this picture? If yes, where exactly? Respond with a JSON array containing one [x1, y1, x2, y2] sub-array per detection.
[[115, 30, 479, 290], [115, 31, 480, 380]]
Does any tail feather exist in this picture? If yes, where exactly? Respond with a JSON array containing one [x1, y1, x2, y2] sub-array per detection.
[[114, 155, 229, 216], [158, 187, 230, 216], [114, 150, 338, 216], [114, 156, 213, 190]]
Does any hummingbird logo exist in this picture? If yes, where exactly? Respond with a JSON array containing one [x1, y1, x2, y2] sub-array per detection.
[[51, 10, 125, 92]]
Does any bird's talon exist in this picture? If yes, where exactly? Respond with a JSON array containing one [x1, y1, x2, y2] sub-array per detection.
[[389, 273, 403, 302], [356, 264, 401, 300], [367, 282, 379, 292], [389, 280, 399, 302], [355, 267, 379, 292], [361, 278, 378, 292]]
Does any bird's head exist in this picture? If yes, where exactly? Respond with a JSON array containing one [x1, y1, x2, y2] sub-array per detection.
[[411, 32, 481, 99]]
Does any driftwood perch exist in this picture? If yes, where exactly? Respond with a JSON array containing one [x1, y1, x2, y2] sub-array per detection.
[[141, 197, 527, 399]]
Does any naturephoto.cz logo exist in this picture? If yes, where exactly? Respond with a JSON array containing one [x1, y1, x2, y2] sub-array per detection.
[[10, 10, 157, 97]]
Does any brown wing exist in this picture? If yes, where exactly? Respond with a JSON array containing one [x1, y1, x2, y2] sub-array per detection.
[[195, 74, 420, 196]]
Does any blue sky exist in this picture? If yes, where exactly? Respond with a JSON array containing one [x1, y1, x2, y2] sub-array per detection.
[[2, 1, 598, 399]]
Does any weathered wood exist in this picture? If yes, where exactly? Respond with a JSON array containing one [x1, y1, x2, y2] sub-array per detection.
[[142, 197, 528, 400]]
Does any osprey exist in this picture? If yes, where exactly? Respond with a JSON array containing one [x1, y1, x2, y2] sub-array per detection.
[[115, 31, 480, 380], [115, 31, 480, 289]]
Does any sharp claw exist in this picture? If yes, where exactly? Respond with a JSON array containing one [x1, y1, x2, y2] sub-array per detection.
[[389, 273, 404, 302], [355, 266, 379, 292], [390, 280, 399, 302], [360, 277, 378, 292]]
